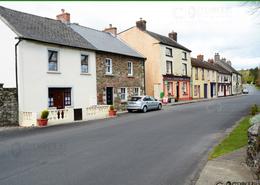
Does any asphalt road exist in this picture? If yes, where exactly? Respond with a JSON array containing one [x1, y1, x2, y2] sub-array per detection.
[[0, 85, 259, 185]]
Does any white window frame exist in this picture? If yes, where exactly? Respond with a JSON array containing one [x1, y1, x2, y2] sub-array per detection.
[[128, 61, 133, 76], [166, 47, 172, 57], [81, 54, 89, 74], [120, 87, 127, 101], [134, 87, 140, 96], [105, 58, 112, 74], [182, 52, 187, 60], [47, 49, 59, 72], [182, 63, 187, 76], [166, 61, 173, 74]]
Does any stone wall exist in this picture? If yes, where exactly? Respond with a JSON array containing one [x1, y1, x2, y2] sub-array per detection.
[[96, 52, 145, 109], [0, 84, 18, 126], [246, 116, 260, 179]]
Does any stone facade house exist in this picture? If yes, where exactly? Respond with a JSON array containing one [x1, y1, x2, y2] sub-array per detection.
[[119, 19, 192, 101], [69, 23, 145, 108], [191, 55, 218, 99]]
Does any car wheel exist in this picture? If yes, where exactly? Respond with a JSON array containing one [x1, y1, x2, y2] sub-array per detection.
[[127, 109, 132, 113], [158, 104, 162, 110], [142, 106, 147, 113]]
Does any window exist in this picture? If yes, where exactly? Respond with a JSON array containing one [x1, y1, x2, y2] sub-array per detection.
[[195, 68, 198, 80], [134, 87, 139, 96], [120, 88, 127, 101], [64, 89, 71, 106], [166, 61, 173, 74], [194, 85, 198, 96], [182, 52, 187, 60], [48, 50, 58, 71], [182, 82, 187, 95], [182, 63, 187, 76], [166, 47, 172, 57], [128, 61, 133, 76], [81, 54, 89, 73], [202, 69, 205, 80], [105, 58, 112, 74], [48, 96, 54, 107]]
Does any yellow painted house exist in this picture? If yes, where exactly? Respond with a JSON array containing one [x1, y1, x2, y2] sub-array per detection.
[[119, 19, 192, 101], [191, 55, 218, 99]]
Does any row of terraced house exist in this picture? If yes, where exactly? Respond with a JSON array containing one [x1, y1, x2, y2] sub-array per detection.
[[0, 7, 242, 126]]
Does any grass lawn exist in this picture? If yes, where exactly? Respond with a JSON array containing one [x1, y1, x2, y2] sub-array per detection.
[[209, 116, 251, 160]]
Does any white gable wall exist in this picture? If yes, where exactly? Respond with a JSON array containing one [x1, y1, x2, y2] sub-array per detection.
[[0, 19, 18, 87], [18, 40, 97, 113]]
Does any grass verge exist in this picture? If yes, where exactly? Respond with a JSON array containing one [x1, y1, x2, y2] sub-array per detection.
[[209, 116, 251, 160]]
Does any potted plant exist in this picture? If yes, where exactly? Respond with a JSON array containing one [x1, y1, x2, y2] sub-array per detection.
[[37, 110, 49, 126], [108, 105, 117, 116]]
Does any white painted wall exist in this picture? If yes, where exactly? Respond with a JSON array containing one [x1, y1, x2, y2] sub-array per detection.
[[160, 45, 191, 77], [0, 18, 18, 87], [17, 40, 97, 114]]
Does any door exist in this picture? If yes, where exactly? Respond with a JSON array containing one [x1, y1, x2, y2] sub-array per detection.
[[204, 84, 207, 99], [224, 85, 226, 96], [176, 82, 179, 99], [106, 87, 113, 105], [210, 83, 214, 98]]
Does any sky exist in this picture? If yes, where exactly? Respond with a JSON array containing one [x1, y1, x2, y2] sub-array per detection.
[[1, 1, 259, 70]]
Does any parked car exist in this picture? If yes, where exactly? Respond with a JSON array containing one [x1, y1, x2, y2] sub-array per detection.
[[127, 96, 162, 113], [242, 88, 249, 94]]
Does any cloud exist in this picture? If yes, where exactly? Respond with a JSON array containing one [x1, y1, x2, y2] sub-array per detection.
[[0, 2, 259, 69]]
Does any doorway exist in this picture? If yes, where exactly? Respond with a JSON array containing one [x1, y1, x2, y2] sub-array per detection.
[[204, 84, 208, 99], [176, 82, 179, 99], [48, 88, 71, 109], [106, 87, 113, 105]]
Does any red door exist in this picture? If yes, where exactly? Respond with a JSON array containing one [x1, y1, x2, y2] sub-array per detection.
[[53, 90, 64, 109]]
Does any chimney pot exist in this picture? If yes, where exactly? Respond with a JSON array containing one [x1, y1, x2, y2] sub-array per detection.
[[56, 9, 70, 24], [136, 18, 146, 31]]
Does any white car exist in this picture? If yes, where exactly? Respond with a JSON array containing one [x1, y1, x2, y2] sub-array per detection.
[[242, 88, 249, 94], [127, 96, 162, 113]]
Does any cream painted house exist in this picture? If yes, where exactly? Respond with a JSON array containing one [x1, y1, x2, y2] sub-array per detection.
[[191, 55, 218, 99], [119, 19, 192, 101]]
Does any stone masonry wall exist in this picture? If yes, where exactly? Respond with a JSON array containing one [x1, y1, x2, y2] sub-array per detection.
[[0, 84, 18, 126], [96, 52, 145, 109]]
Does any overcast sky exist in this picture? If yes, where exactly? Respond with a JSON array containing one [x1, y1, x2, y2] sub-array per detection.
[[1, 1, 259, 70]]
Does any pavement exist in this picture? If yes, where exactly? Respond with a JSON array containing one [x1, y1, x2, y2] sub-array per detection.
[[0, 85, 259, 185], [195, 147, 254, 185]]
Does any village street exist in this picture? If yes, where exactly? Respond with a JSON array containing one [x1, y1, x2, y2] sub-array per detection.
[[0, 85, 259, 185]]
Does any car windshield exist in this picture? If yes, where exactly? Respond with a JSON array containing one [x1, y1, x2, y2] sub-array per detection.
[[130, 97, 142, 101]]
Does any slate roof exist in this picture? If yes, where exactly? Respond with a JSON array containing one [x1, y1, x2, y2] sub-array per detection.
[[0, 6, 96, 50], [191, 58, 218, 71], [146, 31, 191, 52], [218, 61, 240, 75], [69, 24, 144, 59], [191, 58, 231, 75]]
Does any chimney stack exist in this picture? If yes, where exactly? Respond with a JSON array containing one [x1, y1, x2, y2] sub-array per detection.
[[197, 54, 204, 62], [0, 83, 3, 88], [103, 24, 117, 36], [136, 18, 146, 31], [214, 53, 220, 62], [56, 9, 70, 24], [226, 60, 232, 66], [208, 59, 214, 64], [221, 58, 226, 63], [168, 31, 177, 42]]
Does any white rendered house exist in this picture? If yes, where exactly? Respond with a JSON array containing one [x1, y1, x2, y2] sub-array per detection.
[[0, 6, 100, 126]]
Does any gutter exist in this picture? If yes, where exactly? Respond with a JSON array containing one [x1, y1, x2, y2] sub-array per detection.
[[15, 38, 22, 111], [143, 58, 146, 95]]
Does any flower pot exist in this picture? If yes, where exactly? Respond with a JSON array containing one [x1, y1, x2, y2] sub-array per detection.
[[109, 110, 117, 116], [37, 119, 48, 126]]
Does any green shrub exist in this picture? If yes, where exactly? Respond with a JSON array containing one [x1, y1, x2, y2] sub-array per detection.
[[109, 105, 114, 111], [251, 104, 258, 115], [160, 92, 164, 99], [41, 110, 49, 119]]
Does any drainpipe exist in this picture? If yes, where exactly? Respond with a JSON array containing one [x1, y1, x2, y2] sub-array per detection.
[[143, 59, 146, 95], [15, 38, 22, 113]]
